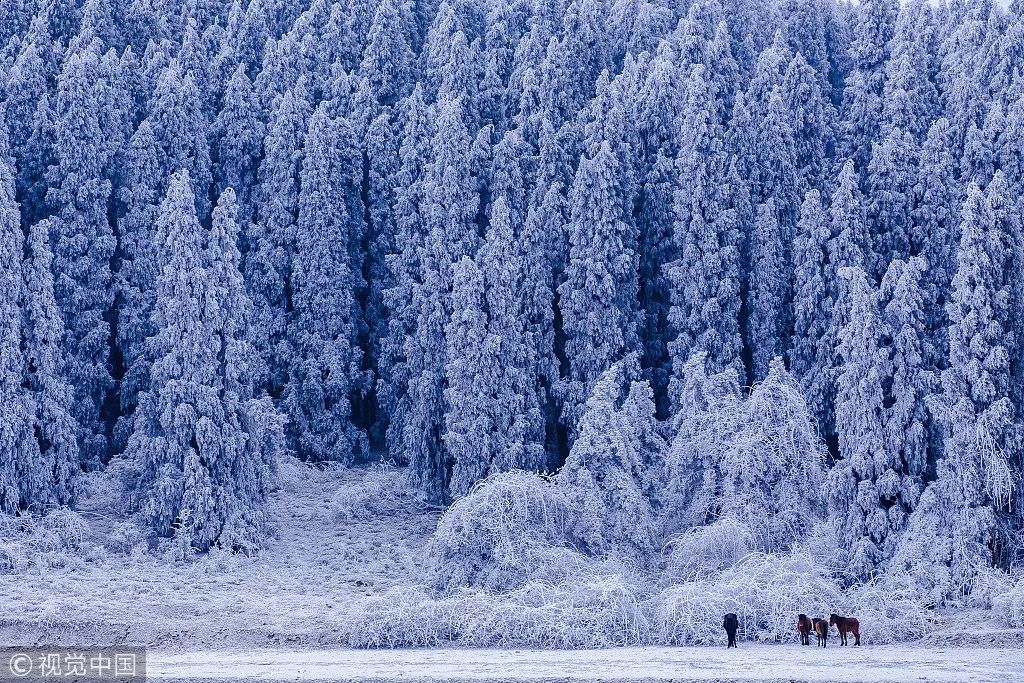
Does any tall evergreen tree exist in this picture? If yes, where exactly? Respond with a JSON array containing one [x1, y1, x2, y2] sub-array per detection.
[[212, 64, 264, 225], [115, 121, 162, 449], [248, 79, 311, 393], [912, 118, 960, 352], [866, 127, 918, 278], [47, 40, 118, 467], [666, 65, 741, 403], [147, 59, 213, 218], [829, 266, 890, 579], [559, 356, 662, 558], [361, 0, 417, 107], [896, 177, 1020, 598], [0, 118, 74, 513], [443, 255, 499, 497], [842, 0, 898, 179], [558, 140, 639, 441], [748, 201, 788, 380], [878, 256, 932, 554], [126, 172, 283, 552], [399, 97, 479, 502], [791, 189, 835, 435], [286, 105, 366, 463]]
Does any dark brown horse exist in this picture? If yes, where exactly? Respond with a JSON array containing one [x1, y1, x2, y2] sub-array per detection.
[[830, 614, 860, 646], [812, 618, 828, 647], [723, 613, 739, 648], [796, 614, 812, 646]]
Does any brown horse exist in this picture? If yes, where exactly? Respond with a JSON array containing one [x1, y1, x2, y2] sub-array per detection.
[[812, 618, 828, 647], [796, 614, 812, 646], [830, 614, 860, 646]]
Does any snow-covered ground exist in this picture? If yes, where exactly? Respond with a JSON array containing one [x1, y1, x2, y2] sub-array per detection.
[[148, 644, 1023, 682], [2, 459, 1022, 682], [0, 458, 438, 649]]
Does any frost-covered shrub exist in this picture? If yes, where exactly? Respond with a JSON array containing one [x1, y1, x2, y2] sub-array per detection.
[[106, 521, 149, 554], [992, 575, 1024, 627], [34, 508, 88, 551], [330, 462, 416, 522], [845, 580, 932, 642], [664, 517, 754, 579], [0, 540, 28, 573], [349, 570, 650, 649], [665, 354, 826, 552], [425, 471, 573, 591]]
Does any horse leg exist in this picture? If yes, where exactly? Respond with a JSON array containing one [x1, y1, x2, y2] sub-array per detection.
[[854, 629, 860, 646]]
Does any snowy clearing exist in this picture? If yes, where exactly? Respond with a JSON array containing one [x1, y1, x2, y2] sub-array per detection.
[[0, 459, 438, 649], [148, 644, 1023, 682]]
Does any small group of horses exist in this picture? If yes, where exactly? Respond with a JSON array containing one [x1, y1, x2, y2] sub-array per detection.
[[722, 613, 861, 648]]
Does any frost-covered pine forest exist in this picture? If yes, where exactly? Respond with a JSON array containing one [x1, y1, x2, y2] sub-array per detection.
[[3, 0, 1024, 649]]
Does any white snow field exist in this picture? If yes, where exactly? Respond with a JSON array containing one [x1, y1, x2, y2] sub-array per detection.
[[147, 644, 1023, 683], [0, 457, 439, 649]]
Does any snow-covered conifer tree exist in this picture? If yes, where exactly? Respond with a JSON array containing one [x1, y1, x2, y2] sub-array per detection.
[[558, 139, 639, 441], [782, 51, 834, 197], [443, 256, 499, 497], [0, 119, 54, 513], [748, 201, 788, 381], [126, 172, 282, 551], [212, 64, 264, 225], [895, 177, 1020, 598], [248, 79, 311, 393], [791, 189, 835, 435], [381, 86, 432, 457], [666, 65, 741, 401], [47, 40, 117, 467], [559, 357, 662, 558], [866, 127, 918, 277], [361, 0, 417, 107], [114, 121, 163, 448], [22, 218, 79, 510], [843, 0, 898, 178], [400, 96, 479, 502], [477, 195, 547, 476], [829, 266, 891, 579], [286, 105, 366, 463], [147, 59, 213, 218], [878, 256, 932, 551], [912, 118, 960, 352]]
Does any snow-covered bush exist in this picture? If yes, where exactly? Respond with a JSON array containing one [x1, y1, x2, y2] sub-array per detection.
[[330, 462, 417, 522], [665, 354, 826, 551], [0, 509, 94, 571], [349, 569, 650, 649], [425, 471, 573, 591], [845, 580, 932, 643], [992, 575, 1024, 627], [664, 517, 754, 579], [0, 539, 28, 573], [655, 552, 842, 644], [34, 508, 89, 551], [106, 521, 149, 555]]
